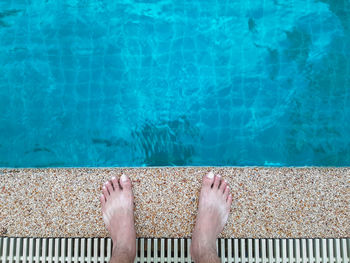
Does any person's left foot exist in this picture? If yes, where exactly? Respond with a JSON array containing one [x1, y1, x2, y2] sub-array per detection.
[[100, 174, 136, 262]]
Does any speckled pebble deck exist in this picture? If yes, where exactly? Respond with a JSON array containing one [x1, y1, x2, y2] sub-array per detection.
[[0, 167, 349, 238]]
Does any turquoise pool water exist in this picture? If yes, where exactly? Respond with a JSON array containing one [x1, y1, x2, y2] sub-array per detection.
[[1, 0, 350, 167]]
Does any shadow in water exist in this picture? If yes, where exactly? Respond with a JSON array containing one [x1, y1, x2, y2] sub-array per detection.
[[131, 115, 201, 166], [0, 9, 21, 27]]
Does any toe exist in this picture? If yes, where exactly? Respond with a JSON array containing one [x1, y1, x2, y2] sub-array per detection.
[[227, 194, 233, 206], [219, 180, 227, 193], [119, 174, 132, 190], [102, 185, 109, 197], [202, 171, 215, 188], [213, 175, 221, 189], [100, 194, 106, 207], [224, 185, 230, 199], [105, 181, 113, 194], [111, 176, 120, 191]]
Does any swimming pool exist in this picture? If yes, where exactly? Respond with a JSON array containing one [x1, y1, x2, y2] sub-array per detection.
[[0, 0, 349, 167]]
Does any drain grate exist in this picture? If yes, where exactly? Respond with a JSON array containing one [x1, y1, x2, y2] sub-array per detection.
[[0, 237, 349, 263]]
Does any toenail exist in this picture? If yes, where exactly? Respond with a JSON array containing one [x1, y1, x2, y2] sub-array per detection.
[[104, 181, 108, 185], [111, 176, 116, 180], [207, 171, 214, 178], [217, 174, 221, 177], [121, 174, 128, 182], [102, 186, 106, 189]]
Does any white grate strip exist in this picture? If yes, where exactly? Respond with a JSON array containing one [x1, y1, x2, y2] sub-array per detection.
[[0, 238, 349, 263], [247, 239, 253, 263]]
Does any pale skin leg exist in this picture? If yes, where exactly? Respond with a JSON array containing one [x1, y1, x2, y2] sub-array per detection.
[[100, 172, 232, 263], [190, 171, 233, 263]]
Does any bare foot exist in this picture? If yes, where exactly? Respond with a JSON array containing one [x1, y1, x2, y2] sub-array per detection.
[[100, 174, 136, 263], [191, 171, 233, 262]]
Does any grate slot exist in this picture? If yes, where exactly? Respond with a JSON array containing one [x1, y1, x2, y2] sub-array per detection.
[[73, 238, 78, 263], [167, 238, 171, 262], [174, 238, 178, 262], [221, 238, 226, 262], [154, 238, 158, 263], [180, 238, 185, 263], [146, 238, 151, 263], [140, 237, 145, 262], [187, 238, 191, 263], [160, 238, 165, 263], [341, 239, 347, 263], [248, 239, 253, 263], [301, 239, 307, 263], [267, 239, 273, 263], [295, 239, 300, 263], [275, 239, 281, 263], [100, 238, 105, 263]]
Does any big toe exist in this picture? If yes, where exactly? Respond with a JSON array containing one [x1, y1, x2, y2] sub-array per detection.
[[202, 171, 215, 188], [100, 194, 106, 207], [120, 174, 132, 190]]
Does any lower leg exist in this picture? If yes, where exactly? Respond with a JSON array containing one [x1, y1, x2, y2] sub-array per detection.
[[191, 243, 219, 263], [110, 247, 135, 263]]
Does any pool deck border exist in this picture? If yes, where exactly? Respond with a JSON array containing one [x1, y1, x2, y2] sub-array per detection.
[[0, 167, 349, 238]]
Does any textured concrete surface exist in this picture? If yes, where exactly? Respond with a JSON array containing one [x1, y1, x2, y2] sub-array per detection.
[[0, 167, 349, 238]]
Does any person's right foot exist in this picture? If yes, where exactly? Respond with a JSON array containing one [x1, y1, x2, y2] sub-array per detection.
[[191, 171, 233, 262]]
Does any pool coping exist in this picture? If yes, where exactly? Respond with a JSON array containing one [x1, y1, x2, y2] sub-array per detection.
[[0, 167, 349, 238]]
